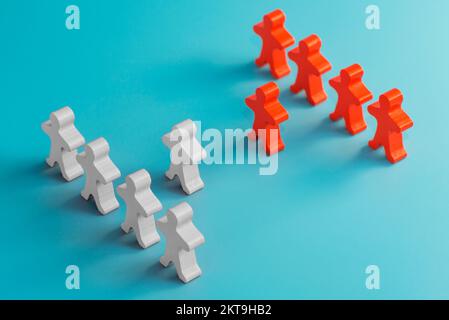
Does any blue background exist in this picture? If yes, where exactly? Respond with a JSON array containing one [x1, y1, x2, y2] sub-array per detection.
[[1, 0, 448, 299]]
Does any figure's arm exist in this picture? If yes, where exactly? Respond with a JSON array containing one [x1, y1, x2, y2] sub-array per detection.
[[178, 224, 205, 251], [162, 132, 179, 149], [267, 104, 289, 126], [288, 47, 300, 62], [181, 238, 192, 251], [245, 94, 257, 111], [180, 234, 205, 251], [98, 161, 121, 184], [76, 152, 86, 167], [329, 76, 341, 91], [139, 203, 151, 217], [353, 85, 373, 105], [253, 22, 264, 37], [60, 128, 85, 151], [189, 142, 206, 164], [367, 101, 380, 117], [61, 138, 71, 151], [41, 120, 52, 136], [391, 111, 414, 132], [116, 183, 127, 200], [138, 193, 162, 217], [309, 55, 332, 75], [273, 29, 295, 49], [138, 201, 150, 217], [156, 216, 168, 233]]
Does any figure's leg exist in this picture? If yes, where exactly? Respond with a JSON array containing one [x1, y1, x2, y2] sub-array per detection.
[[95, 182, 119, 215], [179, 164, 204, 195], [255, 45, 268, 67], [306, 74, 327, 106], [81, 176, 92, 200], [265, 125, 284, 155], [165, 163, 177, 180], [368, 129, 382, 150], [60, 150, 84, 181], [248, 120, 263, 141], [46, 144, 58, 167], [270, 48, 291, 79], [175, 250, 202, 283], [329, 100, 344, 121], [345, 104, 367, 135], [160, 246, 173, 267], [385, 132, 407, 163], [121, 211, 133, 233], [290, 74, 304, 94], [135, 216, 160, 249]]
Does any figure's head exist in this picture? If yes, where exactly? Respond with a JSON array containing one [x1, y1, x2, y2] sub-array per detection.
[[341, 64, 364, 85], [172, 119, 196, 142], [256, 81, 279, 103], [263, 9, 286, 29], [166, 202, 193, 227], [379, 88, 403, 112], [164, 202, 204, 250], [299, 34, 322, 55], [126, 169, 151, 193], [51, 106, 75, 130], [84, 137, 110, 161]]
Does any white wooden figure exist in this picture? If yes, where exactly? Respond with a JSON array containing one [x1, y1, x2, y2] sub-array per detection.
[[162, 119, 206, 195], [77, 137, 121, 214], [157, 202, 205, 283], [117, 169, 162, 248], [41, 106, 85, 181]]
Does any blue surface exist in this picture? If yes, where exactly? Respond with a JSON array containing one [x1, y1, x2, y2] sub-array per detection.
[[1, 0, 449, 299]]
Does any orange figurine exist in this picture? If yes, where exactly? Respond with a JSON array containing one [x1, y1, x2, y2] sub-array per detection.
[[288, 34, 332, 106], [253, 9, 295, 79], [329, 64, 373, 135], [245, 82, 289, 155], [368, 89, 413, 163]]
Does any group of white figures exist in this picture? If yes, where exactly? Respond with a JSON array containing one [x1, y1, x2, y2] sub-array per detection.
[[42, 106, 206, 283]]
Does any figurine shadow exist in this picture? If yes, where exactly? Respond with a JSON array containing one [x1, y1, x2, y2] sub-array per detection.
[[162, 175, 189, 196], [316, 116, 352, 137], [101, 231, 181, 285], [8, 161, 57, 184], [102, 227, 123, 241], [253, 64, 276, 81], [65, 194, 101, 216], [19, 161, 67, 183], [224, 60, 265, 81], [354, 145, 392, 168], [280, 89, 315, 109], [290, 117, 352, 148], [39, 162, 68, 183], [152, 171, 186, 196], [102, 227, 144, 251], [147, 260, 180, 284]]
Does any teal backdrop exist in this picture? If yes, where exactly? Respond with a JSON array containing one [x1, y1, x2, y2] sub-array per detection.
[[1, 0, 448, 299]]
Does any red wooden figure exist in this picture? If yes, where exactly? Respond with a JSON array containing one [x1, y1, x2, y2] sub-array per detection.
[[253, 9, 295, 79], [329, 64, 373, 135], [288, 34, 332, 106], [368, 89, 413, 163], [245, 82, 289, 155]]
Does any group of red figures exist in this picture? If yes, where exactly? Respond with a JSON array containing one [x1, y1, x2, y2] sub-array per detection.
[[246, 9, 413, 163]]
